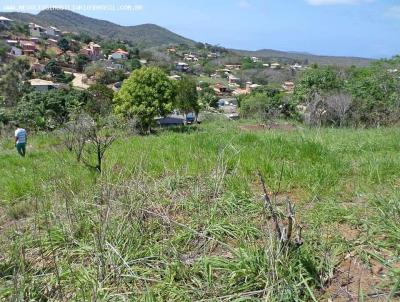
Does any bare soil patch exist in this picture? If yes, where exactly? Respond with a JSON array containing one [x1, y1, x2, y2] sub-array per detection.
[[324, 255, 392, 301]]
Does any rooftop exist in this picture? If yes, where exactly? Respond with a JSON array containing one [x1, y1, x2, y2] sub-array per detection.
[[28, 79, 55, 86]]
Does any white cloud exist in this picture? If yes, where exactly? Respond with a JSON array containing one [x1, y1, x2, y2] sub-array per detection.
[[386, 6, 400, 18], [238, 0, 251, 8], [305, 0, 373, 5]]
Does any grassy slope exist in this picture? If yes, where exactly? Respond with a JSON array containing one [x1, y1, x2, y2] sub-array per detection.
[[0, 121, 399, 300]]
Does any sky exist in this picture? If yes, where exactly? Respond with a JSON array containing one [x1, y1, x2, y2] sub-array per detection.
[[1, 0, 400, 58]]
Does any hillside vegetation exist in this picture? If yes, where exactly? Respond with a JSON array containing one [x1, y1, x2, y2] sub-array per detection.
[[1, 10, 195, 48], [233, 49, 374, 67], [0, 121, 399, 300]]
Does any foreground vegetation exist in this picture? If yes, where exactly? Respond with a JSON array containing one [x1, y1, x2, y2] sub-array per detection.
[[1, 120, 399, 301]]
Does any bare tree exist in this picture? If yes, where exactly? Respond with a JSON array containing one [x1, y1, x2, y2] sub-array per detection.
[[63, 114, 116, 173]]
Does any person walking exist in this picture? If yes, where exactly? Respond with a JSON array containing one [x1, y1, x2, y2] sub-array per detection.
[[15, 124, 27, 157]]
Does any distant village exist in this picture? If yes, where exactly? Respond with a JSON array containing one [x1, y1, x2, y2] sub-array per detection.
[[0, 15, 310, 120]]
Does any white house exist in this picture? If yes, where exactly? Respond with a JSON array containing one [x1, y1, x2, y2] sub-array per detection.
[[228, 74, 240, 84], [29, 23, 45, 37], [46, 26, 61, 38], [109, 49, 129, 60], [28, 79, 58, 92], [251, 56, 261, 63], [270, 62, 281, 69], [0, 16, 12, 28]]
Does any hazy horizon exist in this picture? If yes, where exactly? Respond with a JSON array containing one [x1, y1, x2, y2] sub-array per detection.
[[1, 0, 400, 59]]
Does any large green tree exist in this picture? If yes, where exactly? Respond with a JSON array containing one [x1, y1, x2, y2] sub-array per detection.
[[114, 67, 175, 133], [175, 77, 200, 119]]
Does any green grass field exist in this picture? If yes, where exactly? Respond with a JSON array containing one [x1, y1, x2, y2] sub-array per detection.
[[0, 120, 399, 301]]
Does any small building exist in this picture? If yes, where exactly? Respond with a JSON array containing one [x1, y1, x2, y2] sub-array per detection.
[[29, 23, 46, 38], [47, 38, 58, 47], [282, 81, 295, 92], [291, 63, 303, 70], [46, 26, 61, 38], [263, 63, 270, 68], [109, 48, 129, 60], [225, 64, 242, 70], [207, 52, 219, 58], [19, 41, 36, 55], [31, 62, 45, 73], [169, 75, 182, 81], [167, 48, 176, 53], [6, 40, 18, 47], [176, 62, 189, 72], [139, 59, 147, 65], [270, 62, 281, 69], [251, 56, 261, 63], [246, 82, 261, 91], [28, 79, 58, 92], [228, 74, 240, 84], [0, 16, 12, 28], [9, 46, 22, 57], [81, 42, 102, 60], [30, 37, 39, 43], [213, 83, 230, 95]]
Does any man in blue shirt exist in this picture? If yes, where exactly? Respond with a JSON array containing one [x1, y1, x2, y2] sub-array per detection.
[[15, 124, 27, 157]]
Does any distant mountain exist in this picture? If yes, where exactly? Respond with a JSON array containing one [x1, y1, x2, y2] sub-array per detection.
[[1, 9, 374, 66], [1, 9, 195, 48], [232, 49, 374, 67]]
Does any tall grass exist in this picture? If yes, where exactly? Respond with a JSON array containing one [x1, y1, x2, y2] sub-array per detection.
[[0, 121, 399, 300]]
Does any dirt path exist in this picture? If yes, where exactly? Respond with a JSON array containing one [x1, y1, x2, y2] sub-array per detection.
[[71, 73, 89, 89]]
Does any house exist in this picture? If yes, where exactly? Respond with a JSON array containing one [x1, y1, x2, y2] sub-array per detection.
[[270, 62, 281, 69], [169, 75, 182, 81], [282, 81, 295, 92], [6, 40, 18, 47], [29, 23, 46, 38], [109, 48, 129, 60], [291, 63, 303, 70], [81, 42, 102, 60], [246, 82, 261, 91], [176, 62, 189, 72], [47, 39, 58, 47], [46, 26, 61, 38], [213, 83, 230, 95], [263, 63, 270, 68], [225, 64, 241, 70], [251, 56, 261, 63], [31, 62, 45, 73], [167, 48, 176, 53], [19, 41, 36, 55], [207, 52, 219, 58], [30, 37, 39, 43], [28, 79, 58, 92], [0, 16, 12, 28], [184, 53, 198, 62], [9, 46, 22, 57], [228, 74, 240, 84], [105, 62, 124, 71]]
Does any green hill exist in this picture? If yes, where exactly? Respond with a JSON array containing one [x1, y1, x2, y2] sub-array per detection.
[[1, 9, 195, 48], [232, 48, 374, 67]]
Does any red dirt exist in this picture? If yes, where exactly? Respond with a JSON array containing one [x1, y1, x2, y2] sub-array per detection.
[[324, 255, 392, 301]]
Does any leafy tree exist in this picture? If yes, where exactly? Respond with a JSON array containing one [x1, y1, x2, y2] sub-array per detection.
[[57, 38, 70, 52], [45, 60, 63, 77], [175, 77, 200, 119], [0, 58, 31, 106], [199, 86, 218, 108], [75, 54, 90, 72], [293, 67, 343, 103], [114, 67, 175, 133], [98, 69, 127, 85], [125, 58, 141, 71], [0, 40, 10, 60], [15, 89, 91, 129], [87, 84, 114, 117]]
